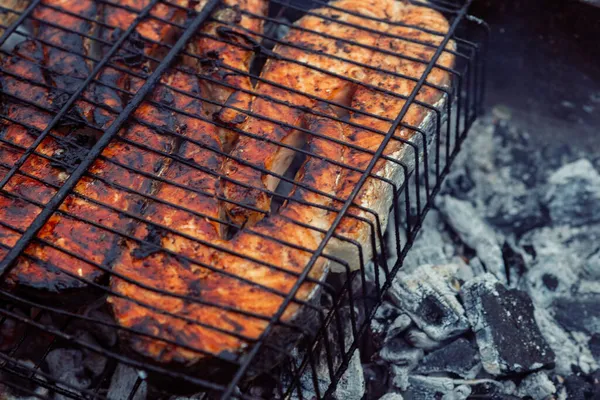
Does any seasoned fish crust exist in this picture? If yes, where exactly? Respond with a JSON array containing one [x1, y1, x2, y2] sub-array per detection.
[[185, 0, 268, 150], [0, 0, 203, 299], [109, 0, 455, 379], [219, 0, 387, 227]]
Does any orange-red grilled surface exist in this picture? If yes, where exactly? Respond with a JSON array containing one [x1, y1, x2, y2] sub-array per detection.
[[0, 0, 455, 374]]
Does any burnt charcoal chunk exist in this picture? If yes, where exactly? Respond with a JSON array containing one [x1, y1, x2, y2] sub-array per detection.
[[493, 123, 542, 186], [485, 192, 548, 235], [442, 167, 475, 200], [563, 374, 595, 400], [404, 376, 471, 400], [461, 274, 555, 376], [590, 334, 600, 363], [542, 273, 559, 291], [379, 337, 423, 366], [388, 264, 469, 341], [415, 338, 480, 378], [553, 295, 600, 335], [416, 295, 446, 325], [543, 159, 600, 227]]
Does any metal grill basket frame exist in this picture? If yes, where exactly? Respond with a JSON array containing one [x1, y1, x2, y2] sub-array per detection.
[[0, 0, 487, 398]]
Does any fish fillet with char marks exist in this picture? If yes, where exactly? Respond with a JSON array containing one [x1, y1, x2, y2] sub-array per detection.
[[109, 0, 454, 377], [219, 0, 381, 227], [185, 0, 267, 150], [221, 0, 455, 268], [0, 0, 196, 298]]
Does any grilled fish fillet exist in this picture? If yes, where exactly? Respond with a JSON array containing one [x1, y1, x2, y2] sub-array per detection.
[[102, 0, 190, 65], [108, 0, 454, 376], [0, 0, 197, 297], [185, 0, 267, 150], [221, 0, 454, 265], [219, 0, 383, 227], [0, 0, 129, 295]]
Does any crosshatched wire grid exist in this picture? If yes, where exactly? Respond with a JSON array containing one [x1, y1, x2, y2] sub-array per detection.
[[0, 0, 487, 398]]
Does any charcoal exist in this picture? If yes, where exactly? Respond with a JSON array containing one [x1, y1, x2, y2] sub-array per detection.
[[584, 248, 600, 280], [553, 295, 600, 335], [453, 257, 476, 283], [383, 314, 412, 343], [334, 351, 365, 399], [485, 191, 547, 235], [441, 166, 475, 200], [379, 337, 423, 367], [540, 142, 577, 173], [403, 376, 469, 400], [469, 256, 487, 277], [54, 372, 92, 400], [69, 331, 107, 378], [543, 158, 600, 226], [501, 242, 527, 288], [404, 328, 442, 351], [534, 307, 598, 375], [371, 301, 401, 340], [364, 363, 390, 399], [107, 364, 147, 400], [387, 341, 424, 391], [487, 395, 522, 400], [493, 123, 543, 186], [0, 360, 49, 399], [563, 374, 595, 400], [283, 349, 364, 400], [519, 226, 593, 307], [378, 393, 404, 400], [0, 313, 26, 352], [450, 385, 473, 400], [436, 196, 506, 283], [45, 348, 92, 399], [516, 371, 556, 400], [461, 274, 555, 375], [402, 210, 450, 270], [415, 338, 481, 379], [389, 365, 410, 391], [87, 309, 118, 347], [590, 334, 600, 363], [388, 264, 469, 341], [171, 394, 206, 400]]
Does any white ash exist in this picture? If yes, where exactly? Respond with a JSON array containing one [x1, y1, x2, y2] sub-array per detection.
[[383, 314, 412, 344], [107, 364, 147, 400], [436, 196, 506, 283], [516, 371, 556, 400], [377, 393, 404, 400], [387, 263, 469, 341], [403, 328, 442, 351], [533, 307, 597, 375], [362, 115, 600, 399], [544, 158, 600, 226]]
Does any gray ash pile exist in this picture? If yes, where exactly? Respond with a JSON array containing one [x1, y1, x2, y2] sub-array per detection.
[[361, 113, 600, 400]]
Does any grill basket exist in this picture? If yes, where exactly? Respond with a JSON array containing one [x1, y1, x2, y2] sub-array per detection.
[[0, 0, 487, 398]]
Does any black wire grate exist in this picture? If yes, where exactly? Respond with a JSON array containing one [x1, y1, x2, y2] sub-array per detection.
[[0, 0, 487, 398]]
